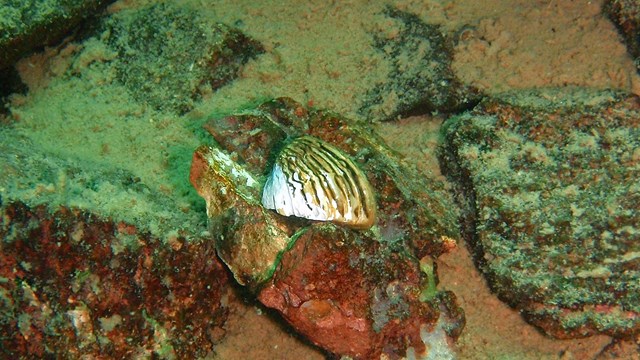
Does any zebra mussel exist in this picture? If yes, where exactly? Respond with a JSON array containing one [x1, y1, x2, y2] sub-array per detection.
[[261, 136, 376, 229]]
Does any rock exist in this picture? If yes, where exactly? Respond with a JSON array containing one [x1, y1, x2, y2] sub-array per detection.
[[257, 225, 464, 359], [604, 0, 640, 70], [190, 98, 463, 358], [0, 131, 202, 244], [0, 0, 114, 70], [104, 3, 263, 113], [0, 200, 229, 358], [359, 6, 482, 121], [0, 4, 268, 354], [0, 4, 264, 244], [440, 87, 640, 339]]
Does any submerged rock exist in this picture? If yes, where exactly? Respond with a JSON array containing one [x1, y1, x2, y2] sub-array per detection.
[[190, 98, 463, 358], [105, 3, 263, 113], [0, 201, 229, 358], [440, 88, 640, 339], [0, 4, 266, 355], [359, 7, 482, 121], [0, 0, 113, 70]]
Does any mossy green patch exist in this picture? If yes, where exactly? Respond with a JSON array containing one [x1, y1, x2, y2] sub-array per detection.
[[1, 3, 264, 243]]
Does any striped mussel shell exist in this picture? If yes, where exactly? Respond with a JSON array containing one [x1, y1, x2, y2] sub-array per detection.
[[261, 136, 376, 229]]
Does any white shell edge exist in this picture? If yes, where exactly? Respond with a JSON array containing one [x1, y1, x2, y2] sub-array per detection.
[[261, 163, 330, 221]]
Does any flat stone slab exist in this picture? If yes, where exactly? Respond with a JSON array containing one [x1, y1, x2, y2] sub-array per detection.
[[440, 88, 640, 339]]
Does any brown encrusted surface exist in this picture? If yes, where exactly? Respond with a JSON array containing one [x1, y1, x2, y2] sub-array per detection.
[[440, 88, 640, 339], [0, 201, 229, 358]]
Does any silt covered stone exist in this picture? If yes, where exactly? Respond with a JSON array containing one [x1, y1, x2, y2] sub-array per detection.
[[359, 7, 482, 121], [440, 88, 640, 339], [105, 3, 264, 114]]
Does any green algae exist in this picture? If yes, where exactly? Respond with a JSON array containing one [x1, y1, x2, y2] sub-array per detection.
[[419, 257, 438, 302], [1, 2, 263, 243]]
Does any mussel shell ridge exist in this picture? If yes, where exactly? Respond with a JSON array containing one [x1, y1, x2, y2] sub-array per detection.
[[262, 136, 376, 229]]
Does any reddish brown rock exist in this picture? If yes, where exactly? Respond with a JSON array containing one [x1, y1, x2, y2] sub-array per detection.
[[190, 98, 463, 358], [0, 201, 229, 358], [257, 225, 460, 358]]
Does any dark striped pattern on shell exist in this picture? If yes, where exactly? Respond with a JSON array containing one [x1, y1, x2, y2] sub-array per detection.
[[261, 136, 376, 229]]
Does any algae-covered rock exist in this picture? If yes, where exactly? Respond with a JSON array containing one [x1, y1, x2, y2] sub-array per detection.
[[0, 131, 202, 242], [105, 3, 263, 113], [0, 2, 265, 345], [0, 0, 113, 70], [0, 2, 265, 244], [440, 87, 640, 339], [190, 98, 463, 358], [0, 200, 229, 358], [360, 6, 481, 121]]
